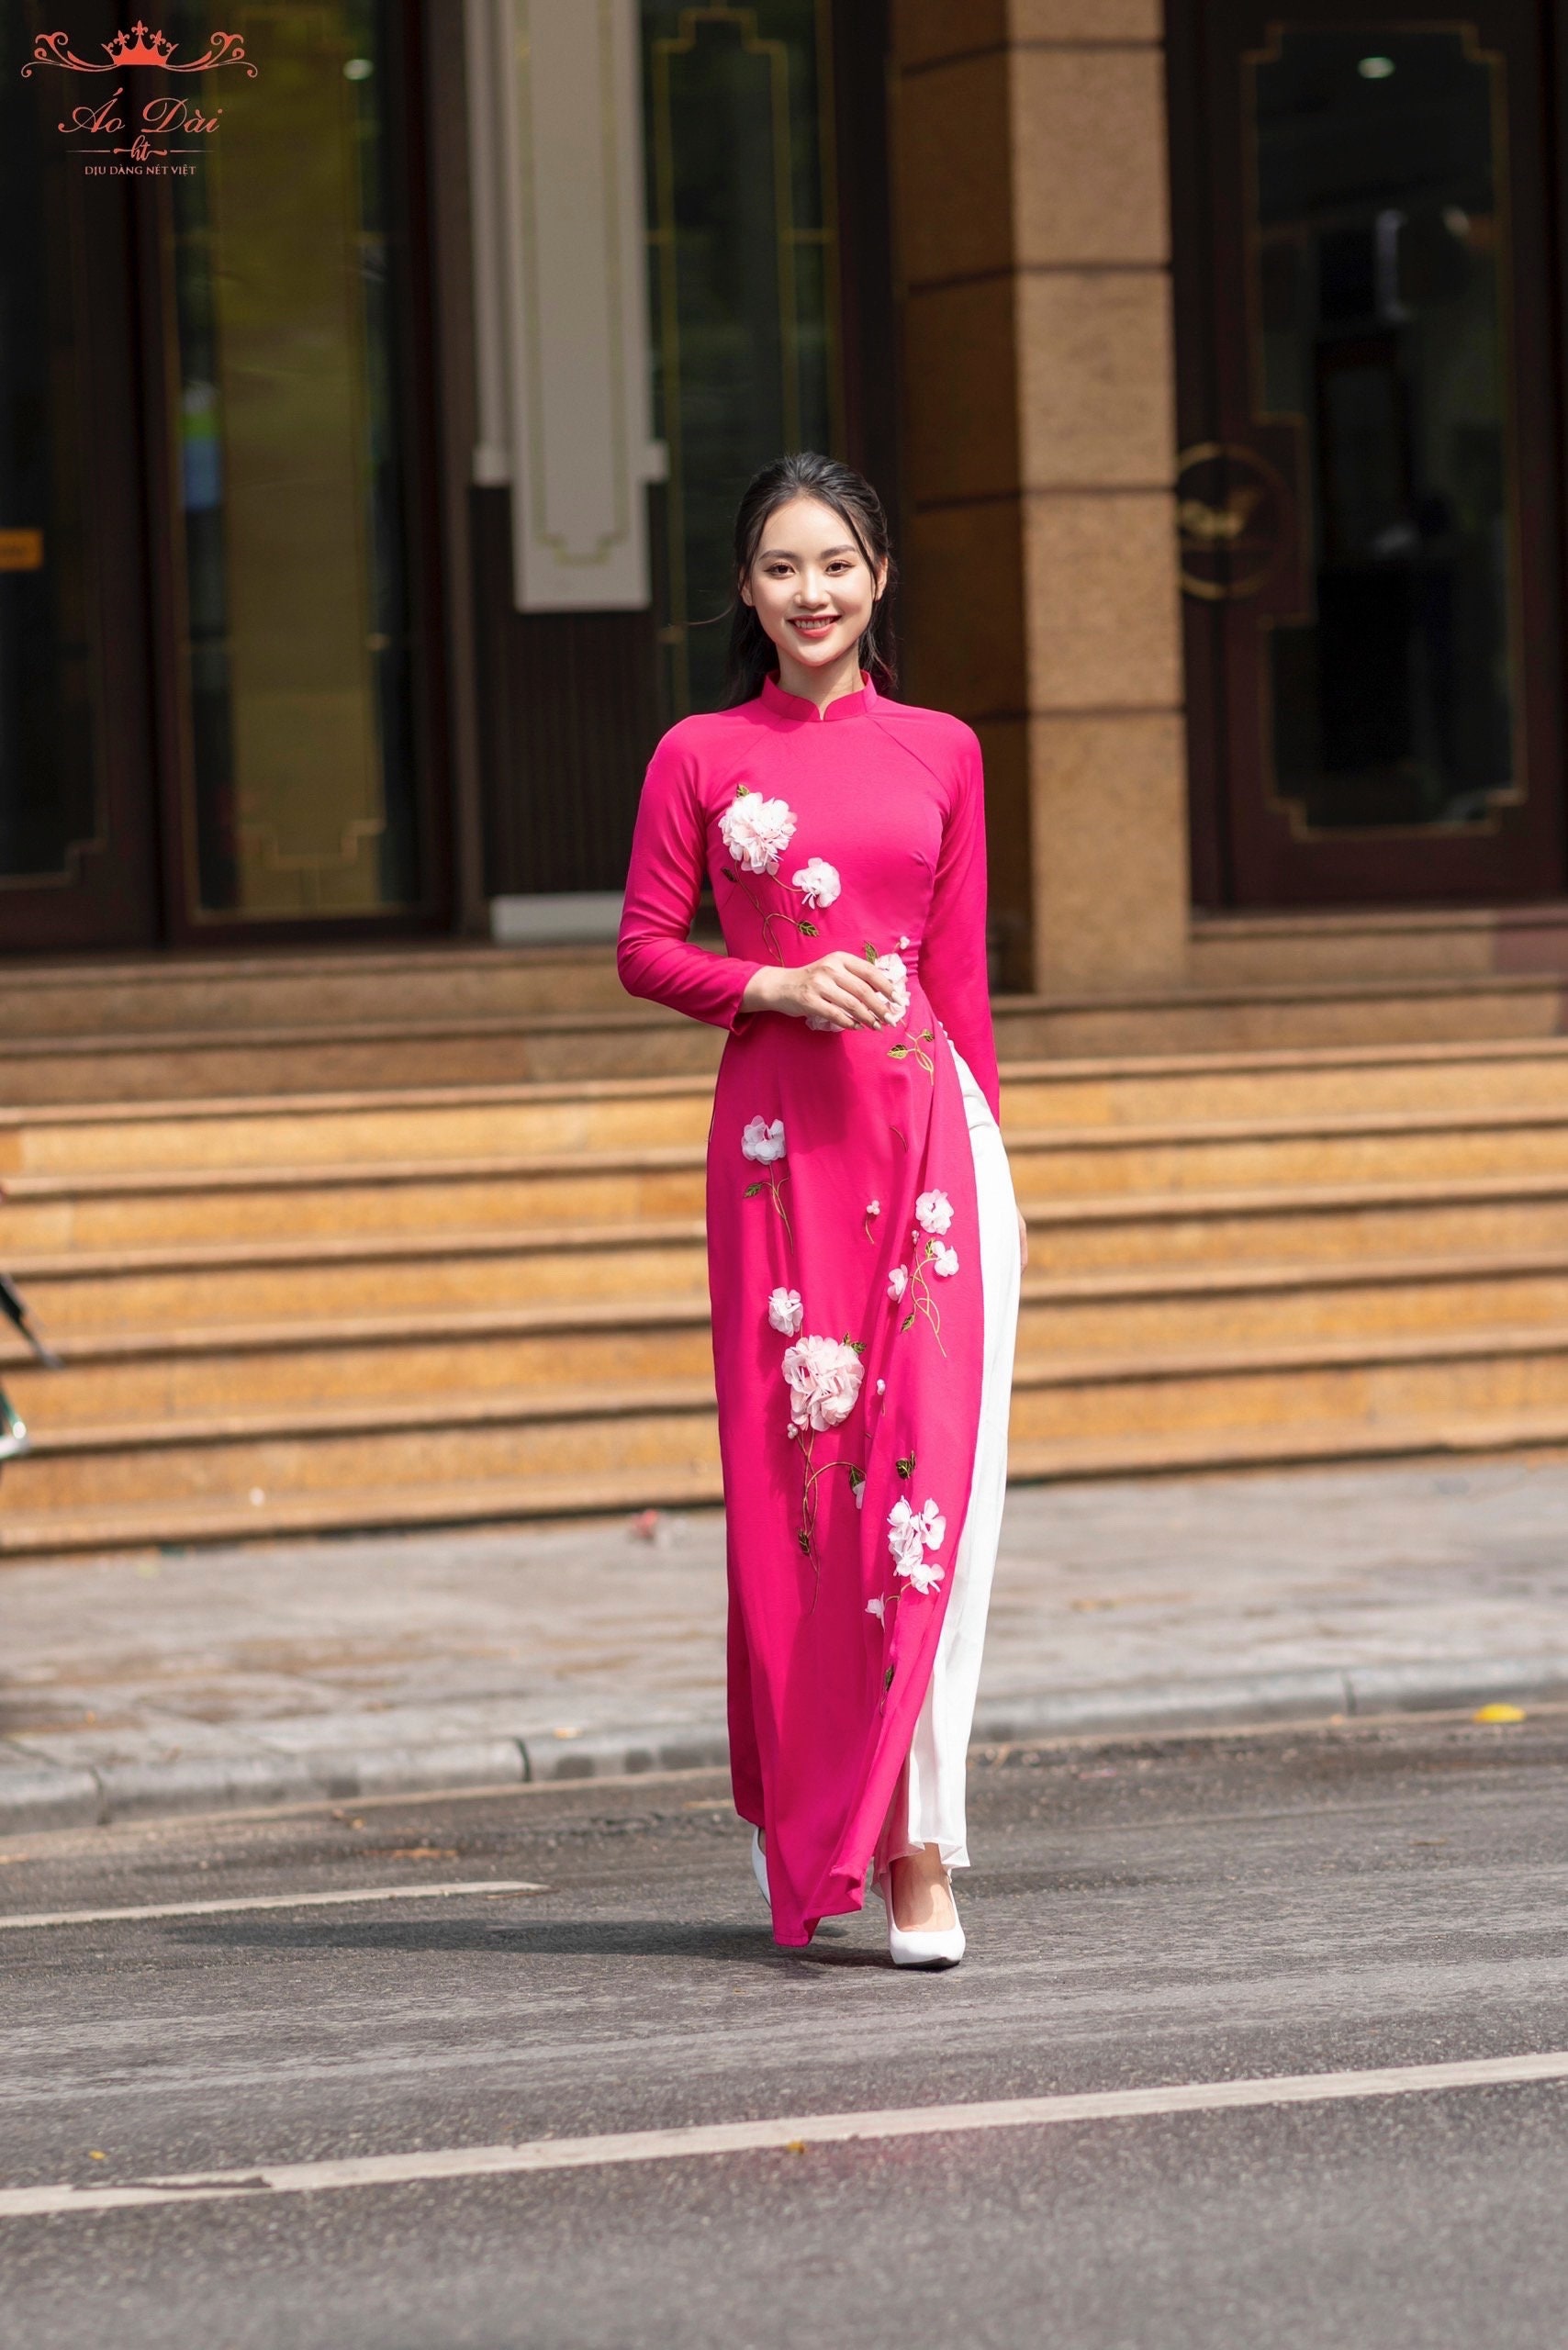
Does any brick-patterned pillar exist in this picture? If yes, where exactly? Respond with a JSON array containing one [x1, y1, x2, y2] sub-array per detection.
[[891, 1, 1189, 995]]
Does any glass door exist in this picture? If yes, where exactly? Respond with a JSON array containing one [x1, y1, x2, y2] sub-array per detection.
[[642, 0, 844, 718], [1, 0, 162, 952], [1171, 2, 1564, 906], [145, 0, 439, 937]]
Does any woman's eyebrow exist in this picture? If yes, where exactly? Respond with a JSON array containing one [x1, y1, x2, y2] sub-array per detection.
[[756, 543, 859, 563]]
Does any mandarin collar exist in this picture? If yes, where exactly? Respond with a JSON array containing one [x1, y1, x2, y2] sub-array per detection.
[[758, 669, 877, 724]]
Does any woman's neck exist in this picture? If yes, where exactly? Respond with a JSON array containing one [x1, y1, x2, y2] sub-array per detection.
[[772, 643, 864, 712]]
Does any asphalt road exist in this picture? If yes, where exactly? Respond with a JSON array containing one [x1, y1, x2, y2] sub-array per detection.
[[5, 1716, 1568, 2349]]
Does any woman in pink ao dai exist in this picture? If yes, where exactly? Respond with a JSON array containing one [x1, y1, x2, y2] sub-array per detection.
[[618, 454, 1023, 1965]]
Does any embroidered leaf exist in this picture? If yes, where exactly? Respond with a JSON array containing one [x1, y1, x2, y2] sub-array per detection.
[[796, 1528, 812, 1553], [848, 1466, 865, 1493], [918, 1029, 934, 1042], [800, 922, 818, 938], [900, 1313, 915, 1333], [843, 1337, 867, 1355], [883, 1665, 895, 1689], [887, 1045, 910, 1060], [864, 941, 879, 964], [743, 1181, 768, 1198], [720, 867, 736, 882], [735, 783, 752, 797], [896, 1454, 915, 1478]]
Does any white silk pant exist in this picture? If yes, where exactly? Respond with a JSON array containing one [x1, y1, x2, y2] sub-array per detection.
[[875, 1046, 1020, 1883]]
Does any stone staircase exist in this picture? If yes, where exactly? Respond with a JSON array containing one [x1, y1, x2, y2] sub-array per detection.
[[6, 938, 1568, 1556]]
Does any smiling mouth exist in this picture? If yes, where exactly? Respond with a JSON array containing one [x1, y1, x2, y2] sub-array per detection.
[[790, 615, 837, 635]]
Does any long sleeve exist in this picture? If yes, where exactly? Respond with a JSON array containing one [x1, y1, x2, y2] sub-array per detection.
[[919, 725, 1001, 1121], [617, 725, 764, 1030]]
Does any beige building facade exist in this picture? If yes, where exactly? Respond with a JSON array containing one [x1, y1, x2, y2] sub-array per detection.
[[892, 1, 1187, 998]]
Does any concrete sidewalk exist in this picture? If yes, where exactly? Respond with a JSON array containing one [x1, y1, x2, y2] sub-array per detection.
[[4, 1456, 1568, 1833]]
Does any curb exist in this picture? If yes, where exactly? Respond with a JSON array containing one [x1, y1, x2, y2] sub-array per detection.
[[3, 1656, 1566, 1837], [969, 1655, 1568, 1743]]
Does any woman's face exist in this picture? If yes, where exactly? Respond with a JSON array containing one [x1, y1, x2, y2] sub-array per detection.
[[740, 495, 887, 679]]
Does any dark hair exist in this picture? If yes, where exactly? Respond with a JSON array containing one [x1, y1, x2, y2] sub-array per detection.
[[722, 452, 896, 706]]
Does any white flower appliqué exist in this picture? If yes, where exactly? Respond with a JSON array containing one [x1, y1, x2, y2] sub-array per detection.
[[888, 1265, 909, 1303], [720, 791, 796, 877], [875, 952, 910, 1027], [866, 1595, 886, 1623], [742, 1115, 787, 1164], [866, 1199, 880, 1219], [791, 856, 840, 910], [767, 1286, 803, 1336], [930, 1244, 959, 1279], [782, 1334, 865, 1432], [888, 1495, 946, 1595], [915, 1188, 954, 1236]]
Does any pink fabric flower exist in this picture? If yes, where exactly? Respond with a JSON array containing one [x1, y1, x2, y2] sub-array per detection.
[[887, 1495, 946, 1594], [866, 1595, 886, 1622], [930, 1243, 959, 1279], [721, 792, 796, 876], [742, 1115, 787, 1164], [915, 1188, 953, 1235], [875, 952, 910, 1026], [792, 856, 841, 909], [767, 1286, 803, 1336], [888, 1265, 908, 1302], [782, 1334, 866, 1432]]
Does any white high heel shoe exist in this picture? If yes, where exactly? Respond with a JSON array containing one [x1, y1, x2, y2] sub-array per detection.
[[750, 1825, 770, 1905], [882, 1862, 965, 1969]]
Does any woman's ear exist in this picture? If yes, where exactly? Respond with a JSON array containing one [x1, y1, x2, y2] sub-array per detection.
[[873, 556, 890, 603], [739, 575, 755, 610]]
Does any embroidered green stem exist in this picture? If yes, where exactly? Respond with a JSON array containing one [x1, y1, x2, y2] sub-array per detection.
[[742, 1164, 793, 1245], [720, 867, 818, 966]]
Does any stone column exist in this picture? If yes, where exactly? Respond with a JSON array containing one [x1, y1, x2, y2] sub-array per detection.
[[891, 0, 1189, 995]]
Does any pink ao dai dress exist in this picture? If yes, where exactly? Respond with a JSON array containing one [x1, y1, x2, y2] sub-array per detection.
[[618, 670, 1019, 1945]]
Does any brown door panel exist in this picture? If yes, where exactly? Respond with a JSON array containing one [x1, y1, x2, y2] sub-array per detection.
[[1, 31, 161, 955], [1174, 0, 1565, 908]]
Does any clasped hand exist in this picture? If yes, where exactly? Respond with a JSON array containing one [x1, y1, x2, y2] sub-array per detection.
[[743, 957, 1031, 1269], [741, 951, 898, 1031]]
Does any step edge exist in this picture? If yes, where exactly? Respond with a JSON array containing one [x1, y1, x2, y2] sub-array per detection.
[[1, 1294, 715, 1364], [1022, 1168, 1568, 1226], [14, 1380, 721, 1455], [0, 1006, 694, 1061], [0, 1069, 722, 1136], [1011, 1321, 1568, 1389], [1006, 1407, 1568, 1481], [1, 1220, 710, 1281], [1003, 1102, 1568, 1152], [0, 1463, 728, 1557], [3, 1144, 708, 1201]]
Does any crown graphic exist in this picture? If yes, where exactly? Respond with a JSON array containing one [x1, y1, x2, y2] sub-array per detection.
[[24, 20, 256, 75], [105, 19, 175, 64]]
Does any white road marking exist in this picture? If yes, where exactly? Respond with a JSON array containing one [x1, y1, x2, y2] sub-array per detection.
[[0, 1881, 546, 1931], [4, 2049, 1567, 2219]]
